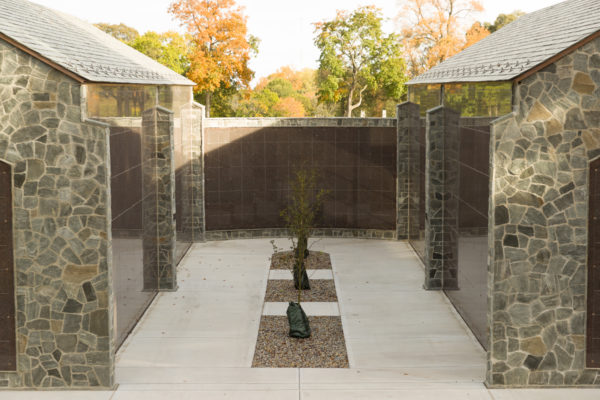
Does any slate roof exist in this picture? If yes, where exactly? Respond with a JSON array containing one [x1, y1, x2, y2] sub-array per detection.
[[408, 0, 600, 85], [0, 0, 195, 86]]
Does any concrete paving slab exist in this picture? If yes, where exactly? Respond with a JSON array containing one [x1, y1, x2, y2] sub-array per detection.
[[263, 302, 340, 316], [4, 239, 599, 399]]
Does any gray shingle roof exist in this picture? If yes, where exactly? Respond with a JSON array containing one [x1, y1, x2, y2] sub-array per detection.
[[0, 0, 195, 86], [408, 0, 600, 85]]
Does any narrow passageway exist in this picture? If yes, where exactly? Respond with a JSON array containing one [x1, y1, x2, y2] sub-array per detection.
[[113, 238, 487, 399]]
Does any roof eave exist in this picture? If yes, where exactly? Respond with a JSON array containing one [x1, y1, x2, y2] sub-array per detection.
[[0, 32, 197, 87], [513, 28, 600, 83], [0, 32, 86, 83], [408, 28, 600, 87]]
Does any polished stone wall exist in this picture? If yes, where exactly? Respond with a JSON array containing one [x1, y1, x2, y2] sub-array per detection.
[[446, 117, 494, 349], [488, 37, 600, 387], [203, 118, 397, 232], [0, 39, 114, 388]]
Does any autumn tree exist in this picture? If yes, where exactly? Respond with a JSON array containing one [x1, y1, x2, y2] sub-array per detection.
[[463, 21, 490, 49], [169, 0, 257, 117], [95, 23, 139, 42], [315, 6, 407, 117], [273, 97, 306, 117], [484, 10, 525, 33], [398, 0, 483, 76], [224, 66, 324, 118], [129, 31, 190, 75]]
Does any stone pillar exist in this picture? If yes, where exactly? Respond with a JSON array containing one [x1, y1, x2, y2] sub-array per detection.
[[424, 106, 460, 290], [142, 107, 177, 291], [188, 103, 206, 242], [178, 103, 205, 243], [396, 102, 420, 240]]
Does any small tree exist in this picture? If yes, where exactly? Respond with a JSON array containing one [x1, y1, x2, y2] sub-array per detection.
[[281, 167, 327, 297], [280, 167, 327, 339]]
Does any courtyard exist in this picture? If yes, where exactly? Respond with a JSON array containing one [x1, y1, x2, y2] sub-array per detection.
[[3, 239, 600, 398]]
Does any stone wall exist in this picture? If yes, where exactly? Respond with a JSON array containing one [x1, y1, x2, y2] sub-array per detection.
[[487, 37, 600, 387], [202, 117, 398, 233], [423, 107, 460, 290], [179, 103, 205, 242], [0, 39, 114, 388], [396, 103, 420, 240], [142, 107, 177, 291]]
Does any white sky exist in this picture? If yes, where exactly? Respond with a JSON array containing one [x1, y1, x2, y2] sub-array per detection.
[[30, 0, 564, 83]]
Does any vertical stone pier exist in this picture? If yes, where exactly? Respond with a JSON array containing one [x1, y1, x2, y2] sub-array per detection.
[[142, 107, 177, 291], [397, 102, 421, 240], [424, 106, 460, 290]]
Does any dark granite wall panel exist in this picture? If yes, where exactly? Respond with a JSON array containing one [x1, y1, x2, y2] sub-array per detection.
[[588, 158, 600, 368], [407, 119, 426, 260], [173, 103, 193, 264], [204, 126, 397, 231], [445, 120, 492, 350], [106, 123, 156, 350], [0, 161, 15, 371]]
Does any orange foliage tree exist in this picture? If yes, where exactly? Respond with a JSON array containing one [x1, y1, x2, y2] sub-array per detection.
[[273, 97, 306, 117], [463, 21, 490, 49], [256, 66, 317, 95], [169, 0, 255, 116], [397, 0, 484, 76]]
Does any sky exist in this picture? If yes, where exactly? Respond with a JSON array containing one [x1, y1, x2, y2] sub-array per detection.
[[30, 0, 565, 84]]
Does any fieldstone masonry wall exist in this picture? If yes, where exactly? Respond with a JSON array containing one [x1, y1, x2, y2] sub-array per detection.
[[424, 107, 460, 290], [0, 39, 114, 388], [487, 37, 600, 387], [142, 107, 177, 291]]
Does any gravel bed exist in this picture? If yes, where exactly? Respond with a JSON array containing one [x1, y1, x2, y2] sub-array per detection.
[[252, 316, 349, 368], [270, 250, 332, 270], [265, 280, 338, 302]]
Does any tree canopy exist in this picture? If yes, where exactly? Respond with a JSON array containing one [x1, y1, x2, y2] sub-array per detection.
[[314, 6, 407, 117], [398, 0, 484, 76], [129, 31, 190, 75], [94, 22, 140, 43], [484, 10, 525, 33], [169, 0, 257, 116], [223, 67, 322, 118]]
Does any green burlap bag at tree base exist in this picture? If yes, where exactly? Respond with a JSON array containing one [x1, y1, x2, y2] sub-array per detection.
[[287, 302, 311, 338]]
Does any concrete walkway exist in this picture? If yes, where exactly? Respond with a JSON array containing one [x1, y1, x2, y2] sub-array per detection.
[[4, 239, 600, 399]]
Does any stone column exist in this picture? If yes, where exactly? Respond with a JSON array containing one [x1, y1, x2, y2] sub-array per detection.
[[142, 107, 177, 291], [188, 103, 206, 242], [424, 106, 460, 290], [397, 102, 420, 240]]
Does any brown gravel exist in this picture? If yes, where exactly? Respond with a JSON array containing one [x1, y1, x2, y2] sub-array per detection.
[[265, 280, 338, 302], [270, 250, 332, 270], [252, 316, 349, 368]]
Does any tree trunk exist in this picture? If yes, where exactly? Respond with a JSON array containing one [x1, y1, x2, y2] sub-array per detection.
[[205, 92, 212, 118], [346, 86, 355, 117], [347, 85, 367, 118]]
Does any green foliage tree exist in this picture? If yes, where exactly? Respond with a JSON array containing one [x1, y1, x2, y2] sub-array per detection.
[[280, 167, 328, 297], [314, 6, 407, 117], [94, 22, 139, 43], [484, 10, 525, 33], [129, 31, 190, 75]]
